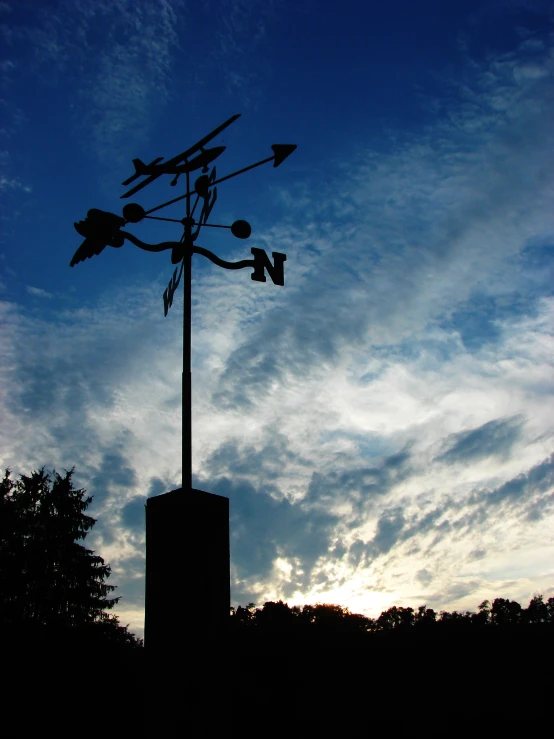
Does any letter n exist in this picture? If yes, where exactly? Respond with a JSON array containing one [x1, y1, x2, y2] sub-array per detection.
[[250, 248, 286, 286]]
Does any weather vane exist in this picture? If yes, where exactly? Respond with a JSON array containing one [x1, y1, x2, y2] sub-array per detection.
[[70, 114, 296, 492]]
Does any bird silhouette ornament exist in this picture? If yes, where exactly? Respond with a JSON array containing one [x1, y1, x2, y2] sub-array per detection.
[[71, 209, 126, 266], [71, 207, 184, 267]]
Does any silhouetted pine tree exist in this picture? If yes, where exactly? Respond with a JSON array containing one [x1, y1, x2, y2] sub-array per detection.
[[0, 467, 140, 648]]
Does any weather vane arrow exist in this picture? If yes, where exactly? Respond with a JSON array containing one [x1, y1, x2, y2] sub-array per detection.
[[69, 114, 296, 493]]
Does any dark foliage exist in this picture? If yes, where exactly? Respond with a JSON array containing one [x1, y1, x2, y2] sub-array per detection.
[[226, 596, 554, 730], [0, 466, 142, 651], [230, 594, 554, 639]]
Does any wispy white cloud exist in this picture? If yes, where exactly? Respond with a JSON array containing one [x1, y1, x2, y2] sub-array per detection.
[[72, 0, 185, 164], [26, 285, 52, 297], [0, 169, 31, 230], [207, 0, 282, 108], [7, 0, 185, 165], [0, 174, 31, 192]]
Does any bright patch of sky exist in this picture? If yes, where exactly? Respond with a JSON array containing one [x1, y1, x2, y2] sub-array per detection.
[[1, 0, 553, 639]]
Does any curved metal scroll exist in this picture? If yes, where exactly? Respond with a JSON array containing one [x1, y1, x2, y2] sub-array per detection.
[[191, 245, 254, 271], [70, 213, 285, 294], [122, 231, 179, 253]]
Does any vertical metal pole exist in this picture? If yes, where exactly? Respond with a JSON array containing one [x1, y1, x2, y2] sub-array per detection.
[[182, 172, 192, 493], [182, 241, 192, 493]]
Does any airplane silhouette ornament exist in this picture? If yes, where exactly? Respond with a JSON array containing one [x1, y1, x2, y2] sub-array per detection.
[[70, 114, 296, 493]]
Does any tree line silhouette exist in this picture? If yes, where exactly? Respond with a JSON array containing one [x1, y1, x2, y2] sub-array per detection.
[[2, 465, 553, 650], [2, 465, 552, 729], [229, 594, 554, 636]]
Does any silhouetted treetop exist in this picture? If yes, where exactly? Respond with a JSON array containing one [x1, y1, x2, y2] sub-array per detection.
[[230, 594, 554, 639], [0, 466, 142, 650]]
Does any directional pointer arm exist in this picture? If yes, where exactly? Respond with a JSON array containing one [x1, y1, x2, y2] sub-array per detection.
[[144, 144, 297, 216]]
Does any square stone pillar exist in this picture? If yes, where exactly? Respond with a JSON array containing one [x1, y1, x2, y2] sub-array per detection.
[[145, 487, 230, 655]]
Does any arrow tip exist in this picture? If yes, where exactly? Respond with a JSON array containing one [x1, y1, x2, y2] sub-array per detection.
[[271, 144, 297, 168]]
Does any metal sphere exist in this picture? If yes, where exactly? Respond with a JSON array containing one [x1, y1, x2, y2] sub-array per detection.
[[194, 175, 211, 200], [122, 203, 146, 223], [231, 220, 251, 239]]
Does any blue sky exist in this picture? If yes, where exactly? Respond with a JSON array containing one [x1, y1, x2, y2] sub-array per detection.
[[1, 0, 553, 639]]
